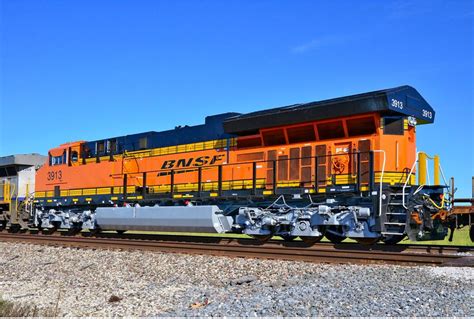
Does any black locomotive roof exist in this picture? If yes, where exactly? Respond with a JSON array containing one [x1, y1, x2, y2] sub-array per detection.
[[223, 85, 435, 135], [83, 112, 239, 156]]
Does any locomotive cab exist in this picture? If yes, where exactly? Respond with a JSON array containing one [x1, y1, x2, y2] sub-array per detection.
[[48, 141, 83, 167]]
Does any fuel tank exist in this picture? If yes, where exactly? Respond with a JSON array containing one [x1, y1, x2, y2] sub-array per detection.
[[95, 205, 233, 233]]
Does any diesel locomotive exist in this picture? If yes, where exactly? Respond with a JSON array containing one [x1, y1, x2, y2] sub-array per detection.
[[2, 85, 466, 244]]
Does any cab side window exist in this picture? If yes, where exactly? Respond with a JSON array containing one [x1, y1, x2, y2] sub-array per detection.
[[52, 155, 63, 165], [96, 141, 106, 155], [50, 151, 67, 166], [139, 137, 148, 150], [107, 139, 117, 154], [71, 151, 79, 162]]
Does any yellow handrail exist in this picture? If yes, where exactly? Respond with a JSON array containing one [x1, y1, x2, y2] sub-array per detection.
[[418, 152, 441, 186]]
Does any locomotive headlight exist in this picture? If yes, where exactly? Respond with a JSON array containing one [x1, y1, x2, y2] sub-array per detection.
[[408, 116, 417, 127]]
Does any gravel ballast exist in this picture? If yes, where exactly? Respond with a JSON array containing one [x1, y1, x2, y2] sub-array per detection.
[[0, 242, 472, 317]]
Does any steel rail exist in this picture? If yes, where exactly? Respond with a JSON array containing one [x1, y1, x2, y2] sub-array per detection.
[[0, 232, 471, 267]]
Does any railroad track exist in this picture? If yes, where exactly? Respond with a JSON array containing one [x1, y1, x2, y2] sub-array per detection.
[[0, 232, 472, 267]]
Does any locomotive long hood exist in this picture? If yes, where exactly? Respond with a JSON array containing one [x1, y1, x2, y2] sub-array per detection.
[[223, 85, 435, 135]]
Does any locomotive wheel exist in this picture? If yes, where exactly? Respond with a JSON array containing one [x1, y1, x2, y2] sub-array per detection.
[[300, 235, 324, 245], [354, 237, 380, 245], [280, 235, 296, 241], [0, 221, 6, 232], [89, 228, 101, 236], [325, 226, 346, 244], [66, 228, 81, 236], [8, 224, 21, 233], [382, 234, 406, 245], [251, 235, 273, 242], [42, 226, 57, 235]]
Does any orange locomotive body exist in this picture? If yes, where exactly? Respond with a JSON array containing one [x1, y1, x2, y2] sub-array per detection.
[[35, 113, 415, 200], [32, 86, 450, 244]]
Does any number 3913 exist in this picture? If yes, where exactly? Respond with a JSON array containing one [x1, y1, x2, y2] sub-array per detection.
[[47, 170, 62, 181], [391, 98, 404, 109]]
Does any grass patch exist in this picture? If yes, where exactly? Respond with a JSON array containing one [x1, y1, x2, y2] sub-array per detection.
[[0, 295, 58, 317], [0, 297, 43, 317], [401, 226, 473, 246]]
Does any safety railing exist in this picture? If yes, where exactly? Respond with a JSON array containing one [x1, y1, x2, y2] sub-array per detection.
[[0, 181, 15, 205], [109, 151, 387, 200], [402, 151, 445, 208]]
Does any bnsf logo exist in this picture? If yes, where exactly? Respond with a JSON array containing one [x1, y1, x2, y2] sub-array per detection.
[[161, 155, 224, 169]]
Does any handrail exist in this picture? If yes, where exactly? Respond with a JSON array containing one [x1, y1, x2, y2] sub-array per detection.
[[402, 153, 445, 209], [438, 163, 449, 186], [423, 152, 435, 185], [402, 152, 420, 209], [9, 182, 16, 203], [372, 150, 386, 216], [37, 150, 401, 200]]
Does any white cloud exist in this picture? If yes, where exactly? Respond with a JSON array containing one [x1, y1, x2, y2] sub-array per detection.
[[291, 35, 348, 54]]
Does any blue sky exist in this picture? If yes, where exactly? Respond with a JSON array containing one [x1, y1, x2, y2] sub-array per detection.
[[1, 0, 473, 196]]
